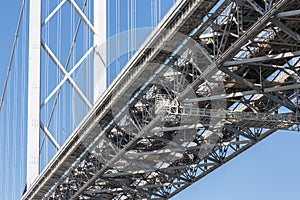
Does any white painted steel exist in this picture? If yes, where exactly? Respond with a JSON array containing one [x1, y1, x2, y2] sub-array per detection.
[[93, 0, 107, 103], [26, 0, 41, 188]]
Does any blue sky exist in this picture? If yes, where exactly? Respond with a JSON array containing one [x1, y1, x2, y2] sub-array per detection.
[[0, 1, 27, 199], [0, 1, 300, 199], [173, 131, 300, 200]]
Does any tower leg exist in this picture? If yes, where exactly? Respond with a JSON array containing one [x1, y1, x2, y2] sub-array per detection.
[[27, 0, 41, 187], [93, 0, 107, 103]]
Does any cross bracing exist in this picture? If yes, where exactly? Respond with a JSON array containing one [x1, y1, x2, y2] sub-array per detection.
[[22, 0, 300, 199]]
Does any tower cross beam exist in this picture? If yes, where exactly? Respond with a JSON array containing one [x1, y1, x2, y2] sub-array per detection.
[[41, 40, 93, 109]]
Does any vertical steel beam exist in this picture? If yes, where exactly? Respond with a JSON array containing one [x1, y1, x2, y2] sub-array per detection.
[[27, 0, 41, 187], [93, 0, 107, 103]]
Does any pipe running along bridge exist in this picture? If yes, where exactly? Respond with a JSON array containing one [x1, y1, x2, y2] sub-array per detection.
[[21, 0, 300, 199]]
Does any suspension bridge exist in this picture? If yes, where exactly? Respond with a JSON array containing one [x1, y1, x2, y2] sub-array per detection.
[[0, 0, 299, 199]]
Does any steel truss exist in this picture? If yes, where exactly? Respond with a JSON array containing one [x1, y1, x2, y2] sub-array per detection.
[[23, 0, 300, 199]]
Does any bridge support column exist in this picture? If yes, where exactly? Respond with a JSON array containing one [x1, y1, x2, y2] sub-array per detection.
[[93, 0, 107, 103], [26, 0, 41, 187]]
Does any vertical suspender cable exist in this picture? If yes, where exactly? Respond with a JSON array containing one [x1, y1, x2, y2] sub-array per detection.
[[0, 65, 3, 197], [0, 84, 2, 196], [154, 0, 157, 26], [115, 0, 117, 74], [41, 0, 51, 169], [133, 0, 136, 54], [116, 0, 120, 73], [155, 0, 158, 25], [57, 0, 62, 150], [5, 65, 11, 200], [130, 0, 132, 58], [84, 1, 89, 112], [71, 0, 75, 130], [127, 0, 130, 61], [12, 30, 19, 200], [62, 0, 67, 143], [20, 0, 27, 194], [84, 1, 87, 115], [151, 0, 153, 27], [45, 0, 50, 166], [86, 1, 89, 108], [70, 0, 74, 130], [45, 0, 50, 164], [128, 0, 133, 58], [158, 0, 161, 22], [153, 0, 155, 26], [0, 93, 3, 194], [107, 0, 110, 84]]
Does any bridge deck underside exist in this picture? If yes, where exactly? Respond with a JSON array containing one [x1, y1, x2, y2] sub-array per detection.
[[23, 0, 300, 199]]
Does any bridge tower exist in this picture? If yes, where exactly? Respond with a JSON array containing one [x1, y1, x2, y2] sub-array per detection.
[[26, 0, 106, 187], [21, 0, 300, 199]]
